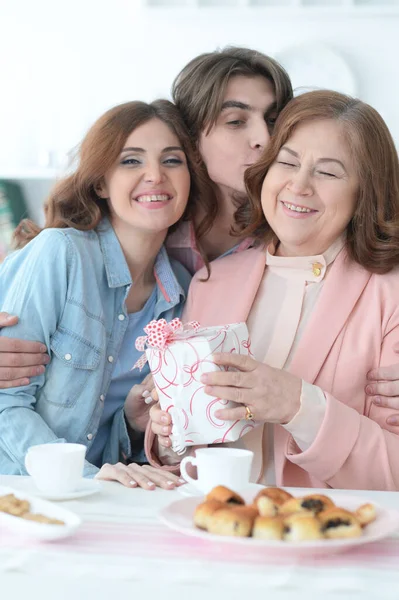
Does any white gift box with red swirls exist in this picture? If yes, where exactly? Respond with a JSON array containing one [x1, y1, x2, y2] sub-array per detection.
[[142, 321, 255, 454]]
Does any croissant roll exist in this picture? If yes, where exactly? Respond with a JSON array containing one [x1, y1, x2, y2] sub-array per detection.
[[318, 508, 362, 539], [206, 486, 245, 506], [252, 516, 284, 540], [194, 500, 226, 531], [207, 506, 255, 537], [282, 514, 324, 542], [279, 494, 335, 516], [253, 487, 294, 517], [354, 503, 377, 527]]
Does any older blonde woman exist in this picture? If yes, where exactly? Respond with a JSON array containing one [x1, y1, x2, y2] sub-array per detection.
[[148, 90, 399, 491]]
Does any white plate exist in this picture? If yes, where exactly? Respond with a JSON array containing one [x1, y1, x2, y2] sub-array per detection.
[[177, 482, 265, 498], [0, 485, 82, 541], [27, 478, 101, 501], [276, 42, 357, 97], [159, 490, 399, 556]]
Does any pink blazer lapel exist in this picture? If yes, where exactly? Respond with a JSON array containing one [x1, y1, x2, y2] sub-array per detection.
[[288, 250, 372, 384]]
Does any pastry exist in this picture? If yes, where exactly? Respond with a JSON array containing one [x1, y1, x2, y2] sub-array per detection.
[[318, 507, 362, 539], [355, 503, 377, 527], [22, 513, 65, 525], [252, 516, 284, 540], [207, 506, 258, 538], [0, 493, 30, 517], [279, 494, 335, 516], [282, 514, 324, 542], [206, 486, 245, 506], [253, 487, 294, 517], [194, 499, 226, 531]]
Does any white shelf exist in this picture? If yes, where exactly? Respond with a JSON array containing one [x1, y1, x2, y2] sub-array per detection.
[[142, 0, 399, 11], [0, 169, 59, 181]]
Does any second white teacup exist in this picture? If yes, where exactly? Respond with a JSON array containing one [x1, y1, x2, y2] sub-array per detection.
[[25, 443, 86, 495], [180, 447, 253, 494]]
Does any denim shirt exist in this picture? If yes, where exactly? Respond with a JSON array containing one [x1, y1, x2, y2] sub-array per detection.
[[0, 218, 191, 477]]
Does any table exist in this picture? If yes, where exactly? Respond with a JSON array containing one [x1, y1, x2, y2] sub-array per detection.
[[1, 475, 399, 600]]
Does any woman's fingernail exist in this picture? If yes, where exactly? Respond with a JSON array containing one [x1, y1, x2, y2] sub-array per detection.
[[5, 315, 15, 321], [142, 390, 150, 398], [144, 396, 153, 405], [40, 344, 47, 353], [162, 426, 170, 434], [387, 417, 398, 425], [179, 478, 186, 484], [43, 355, 51, 364], [147, 481, 155, 488], [200, 374, 209, 384], [374, 396, 381, 405], [366, 385, 373, 395], [161, 416, 169, 424], [36, 366, 45, 375], [129, 480, 137, 487], [166, 481, 175, 487]]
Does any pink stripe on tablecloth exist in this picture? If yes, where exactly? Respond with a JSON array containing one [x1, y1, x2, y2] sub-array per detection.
[[2, 521, 399, 568]]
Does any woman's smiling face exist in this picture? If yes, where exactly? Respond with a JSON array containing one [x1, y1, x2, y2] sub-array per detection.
[[261, 118, 359, 257]]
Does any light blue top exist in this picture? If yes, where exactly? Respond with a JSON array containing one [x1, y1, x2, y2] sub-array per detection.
[[0, 217, 191, 477], [87, 286, 157, 468]]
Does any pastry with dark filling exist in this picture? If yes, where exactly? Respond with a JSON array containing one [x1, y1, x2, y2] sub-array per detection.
[[253, 487, 294, 517], [252, 516, 284, 540], [279, 494, 335, 516], [318, 507, 362, 539], [194, 499, 226, 530], [206, 485, 245, 506], [207, 506, 258, 537], [282, 513, 324, 541]]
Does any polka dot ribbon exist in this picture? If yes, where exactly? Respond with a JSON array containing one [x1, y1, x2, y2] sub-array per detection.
[[133, 318, 200, 371]]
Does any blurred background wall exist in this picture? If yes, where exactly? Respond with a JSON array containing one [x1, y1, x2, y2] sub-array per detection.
[[0, 0, 397, 230]]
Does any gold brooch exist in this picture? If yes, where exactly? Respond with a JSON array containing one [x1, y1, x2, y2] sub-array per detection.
[[312, 262, 323, 277]]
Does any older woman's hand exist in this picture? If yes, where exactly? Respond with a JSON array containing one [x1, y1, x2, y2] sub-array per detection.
[[149, 400, 173, 448], [200, 353, 302, 424], [95, 462, 182, 490], [366, 363, 399, 425]]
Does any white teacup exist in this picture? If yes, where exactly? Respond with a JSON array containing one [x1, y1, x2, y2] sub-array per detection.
[[180, 448, 253, 494], [25, 443, 86, 495]]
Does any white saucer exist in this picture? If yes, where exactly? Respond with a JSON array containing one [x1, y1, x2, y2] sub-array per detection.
[[29, 479, 101, 501], [177, 482, 265, 498]]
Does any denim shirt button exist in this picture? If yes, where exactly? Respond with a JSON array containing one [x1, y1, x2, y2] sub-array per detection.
[[100, 394, 105, 402], [64, 353, 72, 361], [87, 433, 93, 440], [118, 314, 125, 321], [108, 356, 114, 363]]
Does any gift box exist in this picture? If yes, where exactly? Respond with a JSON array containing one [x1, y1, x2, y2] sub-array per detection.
[[135, 319, 255, 454]]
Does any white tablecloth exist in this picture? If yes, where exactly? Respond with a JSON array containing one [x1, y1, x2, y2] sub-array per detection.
[[1, 475, 399, 600]]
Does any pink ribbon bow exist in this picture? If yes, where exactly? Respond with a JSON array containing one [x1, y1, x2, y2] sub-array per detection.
[[133, 318, 200, 371]]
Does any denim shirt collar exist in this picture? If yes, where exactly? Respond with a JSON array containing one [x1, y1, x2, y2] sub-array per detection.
[[97, 217, 185, 307]]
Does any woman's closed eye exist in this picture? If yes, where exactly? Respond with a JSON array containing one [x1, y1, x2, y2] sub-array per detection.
[[316, 169, 338, 178], [278, 161, 297, 168]]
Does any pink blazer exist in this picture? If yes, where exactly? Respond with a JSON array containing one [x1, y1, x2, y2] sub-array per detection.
[[145, 246, 399, 491]]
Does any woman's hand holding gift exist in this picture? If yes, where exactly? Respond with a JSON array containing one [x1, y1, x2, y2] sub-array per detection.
[[124, 372, 155, 432], [200, 353, 302, 425], [149, 390, 173, 448]]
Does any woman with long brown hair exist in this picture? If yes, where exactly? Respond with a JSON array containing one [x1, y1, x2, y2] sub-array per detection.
[[0, 99, 209, 488], [149, 90, 399, 491]]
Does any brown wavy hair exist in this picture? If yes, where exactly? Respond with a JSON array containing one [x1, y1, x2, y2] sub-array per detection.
[[243, 90, 399, 274], [172, 46, 293, 241], [14, 100, 213, 270]]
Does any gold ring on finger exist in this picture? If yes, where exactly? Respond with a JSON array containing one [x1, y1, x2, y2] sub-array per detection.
[[245, 406, 254, 421]]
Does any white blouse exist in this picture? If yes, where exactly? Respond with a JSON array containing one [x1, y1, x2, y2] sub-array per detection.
[[246, 236, 345, 484]]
